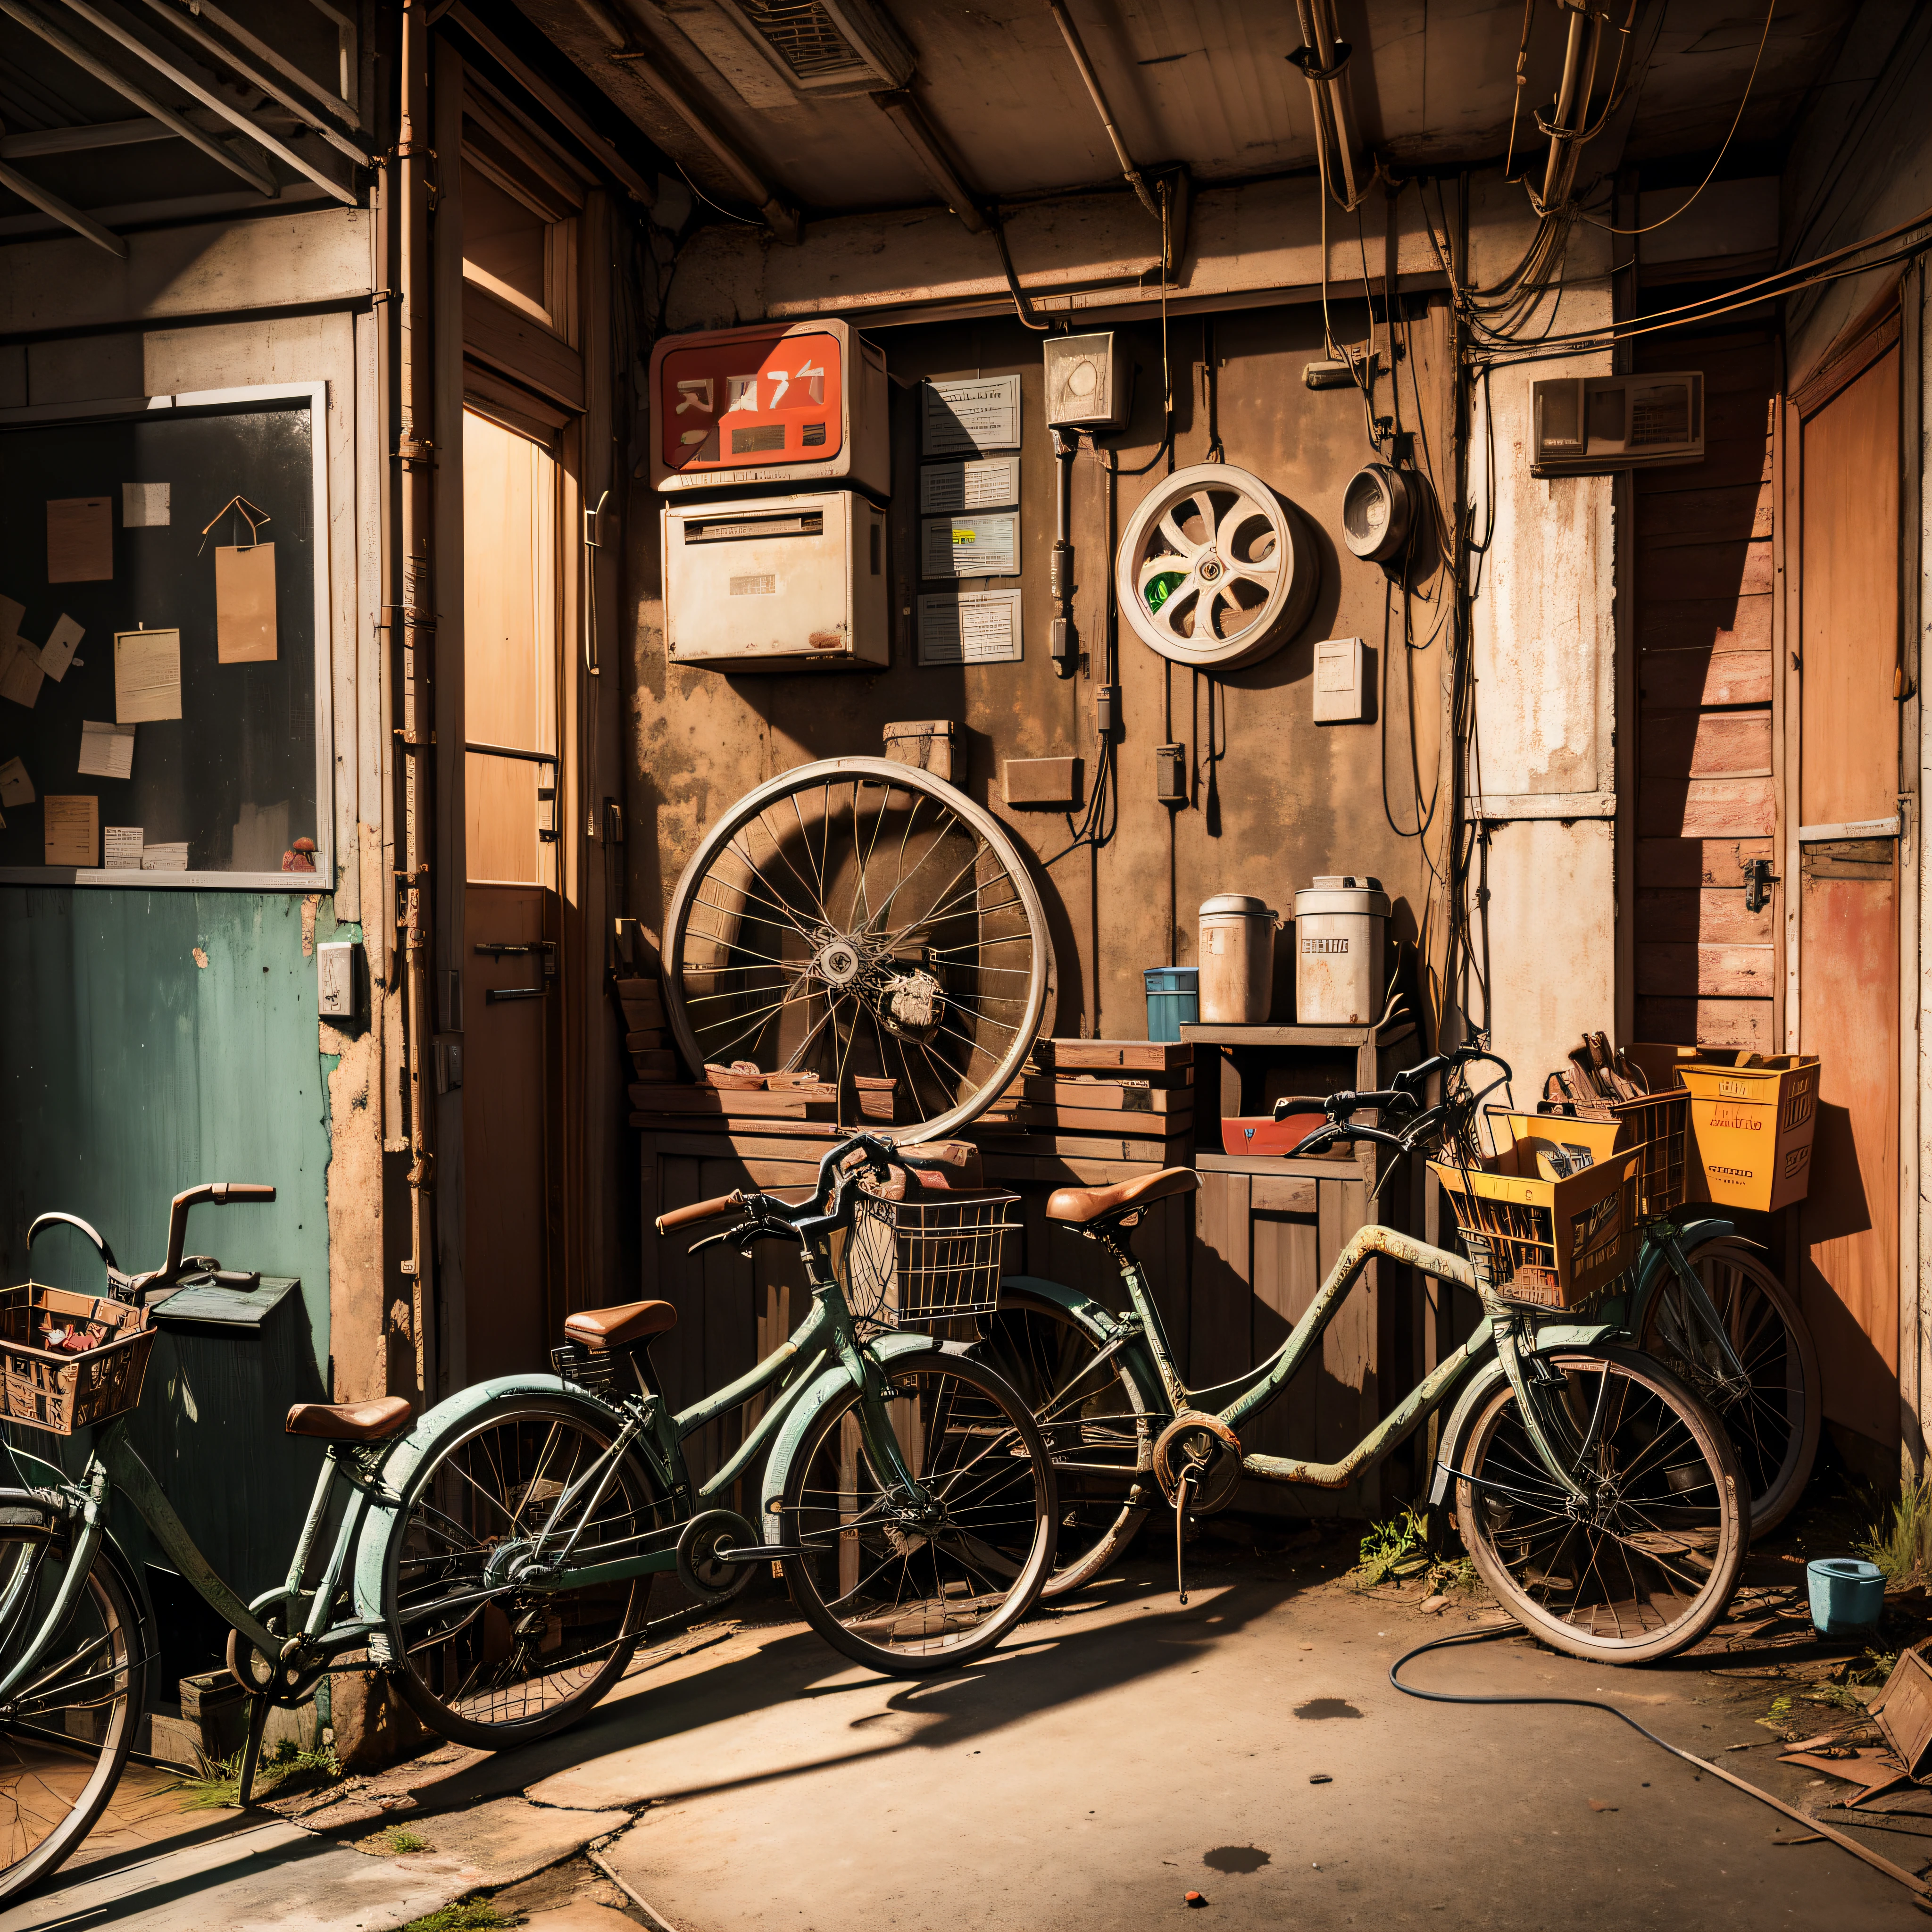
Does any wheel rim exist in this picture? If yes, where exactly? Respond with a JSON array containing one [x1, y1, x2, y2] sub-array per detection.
[[1459, 1356, 1737, 1656], [392, 1406, 659, 1732], [784, 1361, 1051, 1660], [664, 758, 1053, 1141], [1115, 463, 1317, 670], [0, 1537, 133, 1895]]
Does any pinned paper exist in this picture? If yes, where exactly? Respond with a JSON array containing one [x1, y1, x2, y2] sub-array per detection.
[[114, 629, 181, 723], [102, 826, 143, 869], [77, 720, 135, 780], [44, 795, 97, 866], [215, 543, 277, 663], [47, 497, 112, 583], [0, 637, 44, 710], [123, 483, 170, 528], [0, 757, 32, 807], [36, 614, 82, 681], [141, 842, 189, 871]]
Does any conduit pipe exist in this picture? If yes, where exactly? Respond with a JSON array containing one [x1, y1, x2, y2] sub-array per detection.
[[1046, 0, 1159, 220], [1538, 5, 1596, 214], [1292, 0, 1366, 210]]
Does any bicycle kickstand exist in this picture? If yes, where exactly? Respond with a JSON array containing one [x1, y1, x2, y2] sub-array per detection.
[[1174, 1470, 1196, 1607], [235, 1694, 273, 1807]]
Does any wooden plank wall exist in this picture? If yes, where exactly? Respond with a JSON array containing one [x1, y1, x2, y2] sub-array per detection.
[[1632, 329, 1778, 1049]]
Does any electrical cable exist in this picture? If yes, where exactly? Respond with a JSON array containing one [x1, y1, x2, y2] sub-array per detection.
[[1390, 1624, 1932, 1901], [990, 208, 1049, 332]]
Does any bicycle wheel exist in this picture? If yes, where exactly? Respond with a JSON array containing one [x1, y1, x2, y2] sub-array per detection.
[[778, 1350, 1057, 1673], [1454, 1347, 1748, 1665], [1637, 1237, 1820, 1537], [385, 1396, 668, 1748], [977, 1287, 1158, 1594], [664, 758, 1054, 1140], [0, 1520, 145, 1907]]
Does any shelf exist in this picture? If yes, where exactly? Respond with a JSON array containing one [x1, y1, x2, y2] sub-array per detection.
[[1194, 1150, 1365, 1179], [1182, 1022, 1416, 1049]]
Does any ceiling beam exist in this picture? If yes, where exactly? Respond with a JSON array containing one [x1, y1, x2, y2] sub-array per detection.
[[154, 0, 364, 131], [0, 115, 171, 157], [0, 0, 279, 197], [48, 0, 359, 205], [0, 156, 125, 254]]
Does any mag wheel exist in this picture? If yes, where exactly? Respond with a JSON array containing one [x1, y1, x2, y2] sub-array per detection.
[[1455, 1348, 1748, 1665], [777, 1351, 1057, 1674]]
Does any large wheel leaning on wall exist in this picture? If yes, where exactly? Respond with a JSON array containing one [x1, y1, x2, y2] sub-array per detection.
[[1116, 461, 1320, 671], [663, 757, 1055, 1142]]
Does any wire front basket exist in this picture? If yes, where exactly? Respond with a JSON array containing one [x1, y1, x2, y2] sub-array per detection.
[[844, 1187, 1020, 1330]]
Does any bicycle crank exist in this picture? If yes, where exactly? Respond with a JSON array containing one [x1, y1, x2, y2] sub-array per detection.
[[676, 1508, 760, 1607], [1153, 1412, 1244, 1515]]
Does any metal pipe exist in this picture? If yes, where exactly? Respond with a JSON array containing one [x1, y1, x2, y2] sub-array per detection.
[[0, 0, 276, 196], [51, 0, 359, 203], [1046, 0, 1159, 220], [1049, 429, 1077, 677], [1540, 6, 1591, 212], [0, 157, 125, 254], [872, 91, 985, 233], [1294, 0, 1363, 208]]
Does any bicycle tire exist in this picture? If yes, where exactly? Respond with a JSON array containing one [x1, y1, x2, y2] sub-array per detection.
[[0, 1521, 145, 1907], [1639, 1236, 1820, 1538], [777, 1350, 1057, 1674], [1454, 1346, 1749, 1666], [383, 1394, 667, 1749], [978, 1286, 1158, 1594]]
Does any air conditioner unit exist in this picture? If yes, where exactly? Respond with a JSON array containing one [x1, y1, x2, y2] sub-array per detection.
[[650, 318, 890, 498], [1044, 333, 1131, 432], [711, 0, 913, 96], [1531, 372, 1704, 476], [663, 491, 888, 671]]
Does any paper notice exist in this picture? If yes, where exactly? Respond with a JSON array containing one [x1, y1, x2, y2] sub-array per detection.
[[103, 826, 143, 869], [215, 543, 277, 663], [0, 638, 44, 710], [47, 497, 113, 583], [123, 482, 170, 528], [0, 757, 32, 807], [77, 720, 136, 780], [36, 614, 82, 681], [140, 841, 189, 871], [44, 795, 97, 867], [114, 629, 181, 723]]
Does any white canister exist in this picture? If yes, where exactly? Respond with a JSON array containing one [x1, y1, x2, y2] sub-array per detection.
[[1198, 894, 1277, 1024], [1293, 875, 1390, 1024]]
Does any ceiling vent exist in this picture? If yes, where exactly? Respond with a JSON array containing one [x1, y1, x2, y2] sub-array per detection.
[[714, 0, 915, 96]]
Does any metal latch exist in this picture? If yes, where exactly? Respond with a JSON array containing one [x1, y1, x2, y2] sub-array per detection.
[[477, 939, 557, 1003], [1740, 855, 1779, 913]]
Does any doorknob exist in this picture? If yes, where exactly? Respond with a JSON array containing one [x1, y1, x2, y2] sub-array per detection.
[[477, 939, 556, 1002]]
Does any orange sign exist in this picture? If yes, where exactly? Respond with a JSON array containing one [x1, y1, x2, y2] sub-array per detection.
[[658, 328, 846, 477]]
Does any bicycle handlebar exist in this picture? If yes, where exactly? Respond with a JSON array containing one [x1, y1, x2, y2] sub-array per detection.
[[161, 1182, 276, 1289], [656, 1191, 746, 1234]]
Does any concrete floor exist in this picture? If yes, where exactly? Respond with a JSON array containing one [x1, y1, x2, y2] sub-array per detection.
[[17, 1539, 1931, 1932]]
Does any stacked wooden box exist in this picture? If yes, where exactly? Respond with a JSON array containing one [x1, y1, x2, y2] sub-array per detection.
[[615, 975, 676, 1083], [975, 1038, 1195, 1164]]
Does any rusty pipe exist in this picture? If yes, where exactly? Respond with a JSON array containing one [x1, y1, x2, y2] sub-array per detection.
[[1046, 0, 1159, 220]]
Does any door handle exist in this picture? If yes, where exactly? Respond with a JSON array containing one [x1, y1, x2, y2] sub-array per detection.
[[478, 939, 556, 1002]]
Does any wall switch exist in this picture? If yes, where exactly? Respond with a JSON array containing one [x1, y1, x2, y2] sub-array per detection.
[[318, 941, 363, 1022], [1313, 636, 1367, 724]]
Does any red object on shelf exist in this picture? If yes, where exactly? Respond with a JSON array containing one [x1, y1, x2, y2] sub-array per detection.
[[1221, 1113, 1325, 1157]]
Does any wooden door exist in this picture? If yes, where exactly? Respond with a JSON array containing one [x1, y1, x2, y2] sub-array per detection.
[[461, 408, 562, 1379], [1796, 333, 1901, 1449]]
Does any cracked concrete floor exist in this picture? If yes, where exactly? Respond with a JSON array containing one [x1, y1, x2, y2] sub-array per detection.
[[12, 1541, 1932, 1932]]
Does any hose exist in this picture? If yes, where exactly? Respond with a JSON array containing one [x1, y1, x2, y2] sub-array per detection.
[[1390, 1623, 1931, 1899]]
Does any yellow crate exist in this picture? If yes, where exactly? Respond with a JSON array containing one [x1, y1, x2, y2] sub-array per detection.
[[1495, 1087, 1690, 1222], [1672, 1052, 1821, 1213], [1430, 1133, 1641, 1310]]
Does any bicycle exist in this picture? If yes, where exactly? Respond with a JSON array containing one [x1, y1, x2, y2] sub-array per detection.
[[976, 1042, 1750, 1666], [0, 1141, 1057, 1905]]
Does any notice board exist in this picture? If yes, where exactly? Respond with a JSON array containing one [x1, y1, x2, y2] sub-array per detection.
[[0, 383, 329, 886]]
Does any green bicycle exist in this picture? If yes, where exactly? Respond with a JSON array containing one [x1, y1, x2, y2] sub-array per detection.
[[0, 1138, 1057, 1905], [978, 1042, 1751, 1665]]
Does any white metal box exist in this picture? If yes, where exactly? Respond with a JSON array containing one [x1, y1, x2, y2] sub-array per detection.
[[663, 491, 889, 672], [1043, 332, 1130, 431], [1312, 636, 1366, 723], [650, 318, 890, 498]]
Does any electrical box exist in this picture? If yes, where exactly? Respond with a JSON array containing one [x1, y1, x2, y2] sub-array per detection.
[[1313, 637, 1366, 724], [1043, 332, 1131, 432], [650, 318, 890, 498], [1532, 372, 1704, 476], [1002, 757, 1082, 808], [317, 940, 363, 1022], [663, 491, 889, 672]]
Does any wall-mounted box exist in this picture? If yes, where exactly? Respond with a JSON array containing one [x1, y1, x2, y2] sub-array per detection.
[[883, 719, 963, 783], [1313, 636, 1366, 724], [1531, 372, 1704, 476], [650, 318, 889, 497], [663, 491, 888, 672], [317, 940, 363, 1022], [1044, 332, 1131, 431], [1003, 756, 1082, 808]]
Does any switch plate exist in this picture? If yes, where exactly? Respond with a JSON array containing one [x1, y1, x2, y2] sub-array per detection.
[[1313, 636, 1366, 724], [318, 941, 363, 1022]]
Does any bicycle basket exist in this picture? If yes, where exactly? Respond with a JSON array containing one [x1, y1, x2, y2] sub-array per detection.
[[0, 1283, 155, 1436], [844, 1187, 1019, 1329]]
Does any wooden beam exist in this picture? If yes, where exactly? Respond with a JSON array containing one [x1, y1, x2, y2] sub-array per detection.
[[0, 117, 170, 158], [0, 157, 125, 255]]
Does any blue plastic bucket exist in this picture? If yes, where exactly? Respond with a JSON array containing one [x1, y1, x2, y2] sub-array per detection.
[[1807, 1557, 1885, 1635], [1144, 967, 1199, 1043]]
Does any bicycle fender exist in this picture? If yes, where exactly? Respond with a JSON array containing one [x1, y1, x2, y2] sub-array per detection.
[[757, 1332, 954, 1544], [348, 1372, 631, 1648], [995, 1274, 1124, 1339], [1424, 1323, 1621, 1510], [1629, 1216, 1739, 1300]]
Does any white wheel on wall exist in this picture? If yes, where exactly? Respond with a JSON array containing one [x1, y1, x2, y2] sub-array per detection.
[[1115, 461, 1320, 671]]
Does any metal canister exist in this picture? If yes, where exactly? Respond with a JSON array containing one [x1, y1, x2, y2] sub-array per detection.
[[1198, 894, 1277, 1024], [1292, 875, 1390, 1024]]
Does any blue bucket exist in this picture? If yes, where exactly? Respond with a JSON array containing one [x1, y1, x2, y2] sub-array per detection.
[[1144, 967, 1199, 1043], [1807, 1557, 1885, 1635]]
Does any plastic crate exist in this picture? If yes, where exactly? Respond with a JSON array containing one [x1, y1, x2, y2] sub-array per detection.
[[1429, 1135, 1641, 1311], [1631, 1048, 1820, 1213], [0, 1283, 154, 1436], [1498, 1086, 1690, 1221]]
